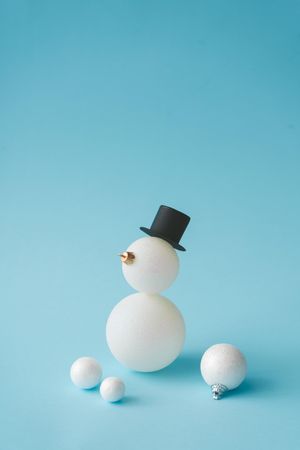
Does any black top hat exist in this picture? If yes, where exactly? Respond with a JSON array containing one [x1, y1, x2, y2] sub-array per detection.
[[140, 205, 190, 251]]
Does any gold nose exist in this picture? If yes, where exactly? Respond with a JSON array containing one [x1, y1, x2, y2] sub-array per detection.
[[119, 251, 135, 264]]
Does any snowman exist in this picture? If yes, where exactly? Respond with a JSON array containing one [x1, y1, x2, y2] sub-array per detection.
[[106, 205, 190, 372]]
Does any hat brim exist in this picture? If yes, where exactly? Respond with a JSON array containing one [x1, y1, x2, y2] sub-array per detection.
[[140, 227, 186, 251]]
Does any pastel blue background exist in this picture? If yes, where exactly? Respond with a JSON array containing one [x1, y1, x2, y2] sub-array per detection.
[[1, 1, 299, 449]]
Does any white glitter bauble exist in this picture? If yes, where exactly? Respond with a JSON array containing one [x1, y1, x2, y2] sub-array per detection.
[[200, 343, 247, 399], [121, 237, 179, 293], [100, 377, 125, 402], [106, 292, 185, 372], [70, 357, 102, 389]]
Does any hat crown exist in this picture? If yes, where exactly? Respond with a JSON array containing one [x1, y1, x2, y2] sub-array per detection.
[[140, 205, 190, 251], [151, 205, 190, 242]]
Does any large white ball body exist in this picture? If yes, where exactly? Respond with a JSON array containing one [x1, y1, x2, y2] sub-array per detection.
[[122, 237, 179, 293], [70, 357, 102, 389], [106, 292, 185, 372], [200, 343, 247, 390]]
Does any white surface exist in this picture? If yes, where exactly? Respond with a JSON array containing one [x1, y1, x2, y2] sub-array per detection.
[[121, 237, 179, 293], [106, 292, 185, 372], [70, 357, 102, 389], [100, 377, 125, 402], [200, 343, 247, 390]]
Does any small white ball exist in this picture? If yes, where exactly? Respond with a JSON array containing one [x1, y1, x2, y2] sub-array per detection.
[[200, 343, 247, 390], [70, 357, 102, 389], [122, 237, 179, 293], [100, 377, 125, 402], [106, 292, 185, 372]]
